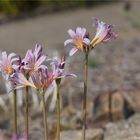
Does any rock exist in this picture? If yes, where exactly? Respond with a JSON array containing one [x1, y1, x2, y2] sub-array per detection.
[[93, 90, 125, 123], [104, 114, 140, 140], [0, 117, 10, 130], [92, 89, 140, 124], [61, 106, 82, 130], [61, 129, 104, 140], [123, 88, 140, 112]]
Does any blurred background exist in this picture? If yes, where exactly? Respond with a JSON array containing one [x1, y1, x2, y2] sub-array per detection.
[[0, 0, 140, 140]]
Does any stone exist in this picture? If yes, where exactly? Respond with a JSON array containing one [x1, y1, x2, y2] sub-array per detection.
[[92, 89, 140, 124], [61, 129, 104, 140], [104, 114, 140, 140], [61, 106, 83, 130], [93, 91, 124, 123]]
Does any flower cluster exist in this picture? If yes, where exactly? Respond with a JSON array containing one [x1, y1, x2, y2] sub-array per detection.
[[64, 18, 117, 140], [0, 18, 117, 97], [0, 44, 75, 95], [64, 18, 117, 55], [0, 51, 20, 79], [0, 18, 117, 140]]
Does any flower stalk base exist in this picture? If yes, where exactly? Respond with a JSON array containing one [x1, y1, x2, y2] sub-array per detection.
[[13, 90, 17, 136], [82, 52, 89, 140]]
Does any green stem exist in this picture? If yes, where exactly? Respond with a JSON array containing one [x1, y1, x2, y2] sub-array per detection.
[[109, 92, 113, 122], [13, 90, 17, 136], [25, 86, 29, 140], [56, 83, 61, 140], [82, 52, 89, 140], [42, 94, 48, 140]]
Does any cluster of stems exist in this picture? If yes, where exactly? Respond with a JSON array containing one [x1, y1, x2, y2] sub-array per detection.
[[1, 18, 116, 140], [12, 54, 89, 140]]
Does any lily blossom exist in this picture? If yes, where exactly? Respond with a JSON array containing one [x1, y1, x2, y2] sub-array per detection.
[[22, 44, 47, 73], [0, 51, 20, 79], [10, 72, 36, 90], [31, 56, 76, 93], [91, 19, 117, 48], [41, 56, 76, 110], [50, 56, 65, 78], [30, 68, 55, 94], [50, 56, 76, 80], [64, 27, 90, 56]]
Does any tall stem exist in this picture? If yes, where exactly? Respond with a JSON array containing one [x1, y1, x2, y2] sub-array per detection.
[[13, 90, 17, 136], [82, 52, 89, 140], [56, 83, 61, 140], [25, 86, 29, 140], [108, 92, 113, 121], [42, 94, 48, 140]]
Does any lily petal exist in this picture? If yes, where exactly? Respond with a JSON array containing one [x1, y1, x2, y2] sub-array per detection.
[[69, 48, 78, 56], [68, 29, 76, 38], [64, 39, 73, 46], [8, 53, 16, 60], [83, 38, 90, 45]]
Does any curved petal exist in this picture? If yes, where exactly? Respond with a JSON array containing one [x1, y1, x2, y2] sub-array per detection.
[[68, 29, 76, 38], [57, 73, 77, 79], [23, 50, 31, 60], [69, 47, 78, 56], [2, 52, 7, 60], [35, 55, 46, 67], [8, 53, 16, 60], [11, 57, 20, 63], [103, 31, 117, 42], [76, 27, 86, 38], [64, 39, 73, 46], [83, 38, 90, 45], [34, 44, 42, 59], [76, 27, 82, 34], [81, 28, 86, 38]]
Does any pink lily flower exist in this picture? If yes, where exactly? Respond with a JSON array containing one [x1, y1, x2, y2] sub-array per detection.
[[50, 56, 76, 80], [91, 19, 117, 48], [22, 44, 47, 73], [64, 27, 90, 56], [0, 51, 20, 79], [29, 68, 55, 94], [10, 67, 55, 94], [10, 56, 76, 94], [10, 72, 36, 90], [31, 56, 76, 94]]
